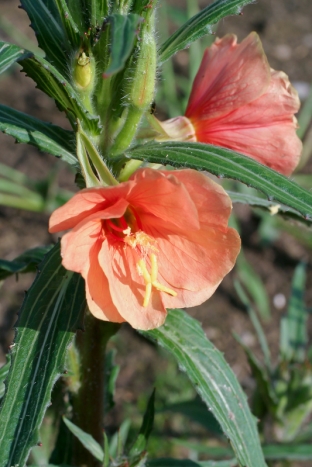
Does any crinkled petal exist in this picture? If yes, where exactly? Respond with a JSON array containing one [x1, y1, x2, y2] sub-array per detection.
[[169, 169, 234, 229], [195, 70, 302, 175], [155, 226, 240, 308], [185, 33, 271, 121], [128, 168, 200, 231], [99, 240, 167, 330], [49, 183, 133, 232], [60, 201, 129, 273], [85, 239, 124, 323]]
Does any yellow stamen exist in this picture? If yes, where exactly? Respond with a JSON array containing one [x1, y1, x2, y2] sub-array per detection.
[[138, 254, 177, 307]]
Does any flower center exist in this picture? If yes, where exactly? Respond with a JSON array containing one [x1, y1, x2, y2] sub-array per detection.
[[105, 210, 177, 307]]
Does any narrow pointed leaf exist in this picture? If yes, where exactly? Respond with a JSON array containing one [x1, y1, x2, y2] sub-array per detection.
[[147, 460, 237, 467], [0, 105, 76, 165], [227, 191, 310, 225], [142, 310, 267, 467], [20, 0, 68, 75], [280, 263, 308, 362], [159, 398, 223, 434], [62, 417, 104, 462], [0, 243, 86, 467], [126, 141, 312, 220], [0, 42, 31, 74], [158, 0, 254, 64], [0, 41, 101, 135], [54, 0, 81, 48], [0, 245, 53, 280], [0, 356, 11, 400], [103, 14, 141, 77], [19, 52, 101, 135], [89, 0, 109, 28], [130, 389, 155, 457], [263, 444, 312, 461]]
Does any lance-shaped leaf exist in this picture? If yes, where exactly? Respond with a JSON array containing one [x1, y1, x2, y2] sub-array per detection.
[[0, 105, 76, 166], [103, 14, 141, 77], [263, 444, 312, 461], [0, 245, 53, 281], [227, 191, 311, 225], [126, 141, 312, 220], [0, 42, 31, 74], [0, 243, 86, 467], [147, 460, 237, 467], [142, 309, 267, 467], [54, 0, 81, 49], [88, 0, 109, 28], [0, 41, 101, 135], [19, 52, 101, 135], [62, 417, 104, 462], [158, 0, 254, 64], [0, 356, 11, 400], [20, 0, 68, 75]]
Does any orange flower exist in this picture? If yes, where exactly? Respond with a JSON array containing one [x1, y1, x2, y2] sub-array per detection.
[[156, 33, 302, 176], [49, 169, 240, 330]]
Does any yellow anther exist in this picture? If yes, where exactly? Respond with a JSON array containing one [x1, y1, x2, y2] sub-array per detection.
[[137, 254, 177, 307]]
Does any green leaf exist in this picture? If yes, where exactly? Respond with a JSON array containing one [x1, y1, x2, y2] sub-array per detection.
[[103, 14, 141, 77], [54, 0, 81, 49], [104, 349, 120, 413], [159, 397, 223, 435], [236, 251, 271, 321], [0, 243, 86, 467], [0, 105, 76, 165], [0, 245, 53, 280], [234, 281, 272, 369], [158, 0, 254, 64], [263, 444, 312, 461], [142, 310, 267, 467], [0, 42, 31, 74], [20, 0, 68, 75], [89, 0, 109, 28], [130, 389, 155, 457], [0, 356, 11, 400], [0, 41, 101, 135], [147, 459, 237, 467], [126, 141, 312, 220], [62, 416, 104, 462], [280, 263, 308, 362], [19, 52, 101, 135], [227, 191, 310, 225]]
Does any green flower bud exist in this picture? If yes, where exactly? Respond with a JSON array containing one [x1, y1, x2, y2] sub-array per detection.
[[73, 51, 96, 91], [125, 12, 156, 111]]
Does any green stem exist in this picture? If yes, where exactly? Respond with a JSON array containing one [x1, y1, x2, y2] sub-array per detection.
[[109, 106, 143, 157], [72, 313, 120, 467]]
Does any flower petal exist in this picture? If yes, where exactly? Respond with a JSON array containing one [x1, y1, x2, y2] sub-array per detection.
[[129, 169, 200, 231], [99, 240, 167, 330], [156, 226, 240, 308], [195, 70, 302, 175], [49, 183, 133, 232], [170, 169, 233, 229], [85, 239, 125, 323], [185, 32, 271, 121]]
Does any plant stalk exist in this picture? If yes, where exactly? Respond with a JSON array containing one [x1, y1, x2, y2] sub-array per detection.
[[72, 312, 120, 466]]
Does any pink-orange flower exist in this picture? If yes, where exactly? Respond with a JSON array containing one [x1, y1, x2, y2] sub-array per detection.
[[156, 33, 302, 176], [49, 169, 240, 330]]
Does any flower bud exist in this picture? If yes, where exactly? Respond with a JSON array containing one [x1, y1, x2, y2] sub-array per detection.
[[73, 51, 96, 91], [125, 12, 156, 111]]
